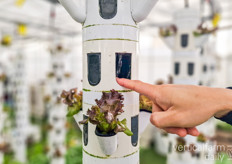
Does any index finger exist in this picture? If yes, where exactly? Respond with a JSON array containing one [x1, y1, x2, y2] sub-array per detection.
[[116, 78, 157, 98]]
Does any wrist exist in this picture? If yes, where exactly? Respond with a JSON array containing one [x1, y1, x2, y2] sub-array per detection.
[[214, 88, 232, 118], [214, 110, 231, 118]]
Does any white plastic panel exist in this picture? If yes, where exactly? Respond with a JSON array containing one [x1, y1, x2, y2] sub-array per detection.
[[139, 112, 151, 134], [172, 51, 201, 85], [174, 8, 200, 30], [83, 91, 139, 106], [83, 25, 138, 41], [83, 40, 138, 91], [195, 35, 210, 48], [58, 0, 86, 23]]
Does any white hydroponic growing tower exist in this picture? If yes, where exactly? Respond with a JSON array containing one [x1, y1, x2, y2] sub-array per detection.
[[171, 8, 201, 85], [12, 52, 31, 163], [161, 7, 216, 164], [199, 43, 218, 87], [195, 43, 217, 164], [58, 0, 158, 163], [47, 44, 69, 164], [0, 63, 6, 164]]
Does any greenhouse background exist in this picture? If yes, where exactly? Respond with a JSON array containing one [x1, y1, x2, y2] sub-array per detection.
[[0, 0, 232, 164]]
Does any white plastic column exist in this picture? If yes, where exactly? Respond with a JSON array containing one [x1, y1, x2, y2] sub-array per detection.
[[13, 53, 30, 163], [167, 8, 200, 164], [48, 46, 67, 164], [0, 65, 5, 164], [172, 8, 201, 85], [58, 0, 157, 163], [197, 45, 216, 164]]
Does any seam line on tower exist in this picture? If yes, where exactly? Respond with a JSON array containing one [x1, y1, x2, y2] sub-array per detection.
[[84, 38, 138, 42], [83, 89, 134, 92], [83, 149, 139, 159], [83, 24, 138, 29]]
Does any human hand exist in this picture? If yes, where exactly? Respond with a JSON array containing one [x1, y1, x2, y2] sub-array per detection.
[[117, 78, 232, 137]]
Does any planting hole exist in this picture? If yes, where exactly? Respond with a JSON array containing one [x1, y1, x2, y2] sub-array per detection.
[[131, 115, 138, 147], [203, 65, 207, 73], [181, 34, 189, 48], [188, 62, 194, 76], [83, 115, 89, 146], [99, 0, 117, 19], [87, 53, 101, 86], [174, 62, 180, 75], [116, 53, 132, 79]]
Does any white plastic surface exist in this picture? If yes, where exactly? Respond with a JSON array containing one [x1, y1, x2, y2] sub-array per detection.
[[97, 134, 118, 156], [139, 111, 151, 134], [58, 0, 86, 23]]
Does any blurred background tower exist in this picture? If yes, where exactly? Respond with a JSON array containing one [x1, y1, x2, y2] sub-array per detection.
[[12, 51, 31, 163], [0, 63, 6, 164], [171, 8, 201, 85], [47, 43, 69, 164]]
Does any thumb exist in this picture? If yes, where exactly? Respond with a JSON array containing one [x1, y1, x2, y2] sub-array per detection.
[[150, 111, 178, 128]]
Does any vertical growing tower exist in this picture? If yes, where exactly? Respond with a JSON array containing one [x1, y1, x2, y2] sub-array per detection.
[[13, 52, 30, 163], [172, 8, 201, 85], [47, 44, 68, 164], [58, 0, 157, 163], [0, 64, 5, 164]]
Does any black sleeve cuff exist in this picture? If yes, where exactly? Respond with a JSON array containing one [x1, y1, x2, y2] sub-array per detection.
[[215, 87, 232, 125], [215, 111, 232, 125]]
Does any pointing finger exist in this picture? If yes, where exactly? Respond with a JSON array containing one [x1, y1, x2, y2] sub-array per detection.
[[117, 78, 157, 98]]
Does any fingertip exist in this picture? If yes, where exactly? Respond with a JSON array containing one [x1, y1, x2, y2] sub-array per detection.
[[116, 77, 125, 87], [116, 78, 129, 87], [178, 129, 187, 137], [116, 77, 123, 85], [178, 133, 187, 138], [187, 128, 200, 136], [192, 129, 200, 136]]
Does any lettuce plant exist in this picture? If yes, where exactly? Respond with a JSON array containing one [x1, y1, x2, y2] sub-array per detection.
[[60, 88, 82, 117], [159, 25, 177, 37], [80, 90, 133, 136], [197, 133, 207, 143], [140, 95, 152, 112], [193, 25, 218, 37], [0, 73, 6, 81], [0, 143, 11, 153]]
